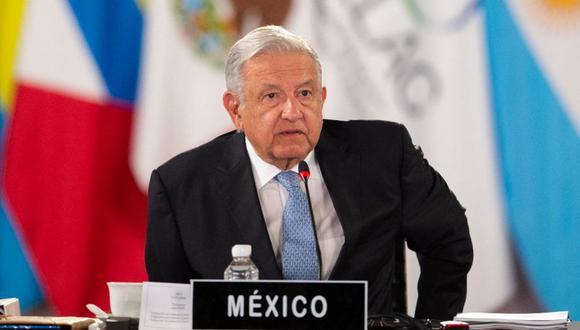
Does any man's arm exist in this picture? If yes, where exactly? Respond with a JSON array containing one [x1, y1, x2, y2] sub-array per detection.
[[398, 125, 473, 320], [145, 169, 197, 283]]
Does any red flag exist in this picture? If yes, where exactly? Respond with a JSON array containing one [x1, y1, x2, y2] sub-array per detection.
[[2, 0, 146, 316]]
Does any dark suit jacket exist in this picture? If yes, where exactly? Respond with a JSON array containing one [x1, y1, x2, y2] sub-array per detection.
[[146, 119, 473, 320]]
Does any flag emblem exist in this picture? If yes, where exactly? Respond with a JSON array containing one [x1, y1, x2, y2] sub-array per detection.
[[174, 0, 237, 67]]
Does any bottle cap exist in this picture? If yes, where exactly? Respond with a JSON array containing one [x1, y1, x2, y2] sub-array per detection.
[[231, 244, 252, 258]]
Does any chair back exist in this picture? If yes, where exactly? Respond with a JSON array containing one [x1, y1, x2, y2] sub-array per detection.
[[391, 237, 407, 314]]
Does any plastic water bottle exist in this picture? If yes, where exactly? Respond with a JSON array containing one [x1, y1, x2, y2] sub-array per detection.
[[224, 244, 259, 280]]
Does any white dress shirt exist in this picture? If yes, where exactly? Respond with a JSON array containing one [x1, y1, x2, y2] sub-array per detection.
[[245, 138, 345, 280]]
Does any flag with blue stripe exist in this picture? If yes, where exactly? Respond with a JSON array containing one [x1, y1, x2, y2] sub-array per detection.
[[484, 0, 580, 315], [1, 0, 146, 316], [0, 0, 44, 311]]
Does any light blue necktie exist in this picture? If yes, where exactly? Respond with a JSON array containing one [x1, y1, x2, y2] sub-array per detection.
[[275, 171, 319, 280]]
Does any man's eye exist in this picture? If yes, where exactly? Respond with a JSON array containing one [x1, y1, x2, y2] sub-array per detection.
[[264, 93, 277, 99], [299, 90, 312, 97]]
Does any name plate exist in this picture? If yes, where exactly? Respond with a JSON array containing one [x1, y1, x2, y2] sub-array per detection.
[[191, 280, 367, 330]]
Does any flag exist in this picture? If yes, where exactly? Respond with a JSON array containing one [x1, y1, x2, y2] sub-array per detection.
[[132, 0, 514, 313], [0, 0, 44, 311], [299, 0, 515, 313], [2, 0, 147, 316], [484, 0, 580, 315], [132, 0, 234, 190]]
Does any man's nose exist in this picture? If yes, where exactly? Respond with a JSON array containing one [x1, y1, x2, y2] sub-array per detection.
[[281, 97, 303, 120]]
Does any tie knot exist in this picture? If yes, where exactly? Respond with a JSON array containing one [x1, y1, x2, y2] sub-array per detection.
[[275, 171, 301, 190]]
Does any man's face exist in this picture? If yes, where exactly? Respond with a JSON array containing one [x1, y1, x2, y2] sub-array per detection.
[[224, 52, 326, 170]]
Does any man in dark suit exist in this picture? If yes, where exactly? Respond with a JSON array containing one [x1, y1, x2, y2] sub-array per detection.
[[146, 25, 473, 320]]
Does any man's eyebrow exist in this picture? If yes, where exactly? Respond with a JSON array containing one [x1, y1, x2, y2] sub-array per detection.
[[256, 80, 315, 92], [296, 79, 315, 88]]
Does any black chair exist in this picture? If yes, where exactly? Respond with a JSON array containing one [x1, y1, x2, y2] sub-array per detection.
[[391, 236, 407, 314], [368, 237, 411, 328]]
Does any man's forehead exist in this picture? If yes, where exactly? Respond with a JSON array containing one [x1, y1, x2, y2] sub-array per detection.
[[244, 55, 318, 82], [245, 52, 316, 71]]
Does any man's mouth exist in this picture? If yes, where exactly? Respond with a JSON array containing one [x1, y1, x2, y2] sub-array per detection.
[[277, 130, 304, 136]]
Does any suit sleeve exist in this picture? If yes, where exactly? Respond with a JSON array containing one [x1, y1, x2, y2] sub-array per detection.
[[398, 125, 473, 320], [145, 169, 197, 283]]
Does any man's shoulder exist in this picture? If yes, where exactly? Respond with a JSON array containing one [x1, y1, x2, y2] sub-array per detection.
[[322, 119, 406, 146], [155, 130, 237, 180], [323, 118, 403, 134]]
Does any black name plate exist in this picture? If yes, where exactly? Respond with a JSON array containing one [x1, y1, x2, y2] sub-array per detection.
[[191, 280, 367, 330]]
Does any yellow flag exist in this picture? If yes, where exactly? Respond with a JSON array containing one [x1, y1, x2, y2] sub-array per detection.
[[0, 0, 26, 111]]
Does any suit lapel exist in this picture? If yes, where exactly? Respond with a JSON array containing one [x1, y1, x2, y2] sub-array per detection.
[[213, 127, 361, 280], [315, 127, 362, 279], [214, 133, 282, 279]]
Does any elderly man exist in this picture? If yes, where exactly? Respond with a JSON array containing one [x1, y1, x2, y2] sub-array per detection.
[[146, 25, 473, 320]]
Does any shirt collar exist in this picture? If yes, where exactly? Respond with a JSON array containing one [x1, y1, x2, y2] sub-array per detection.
[[245, 137, 321, 190]]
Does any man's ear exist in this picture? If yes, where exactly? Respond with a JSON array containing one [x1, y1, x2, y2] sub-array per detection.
[[223, 91, 243, 131]]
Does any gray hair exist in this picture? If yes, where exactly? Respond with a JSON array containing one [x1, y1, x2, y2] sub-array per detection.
[[225, 25, 322, 99]]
